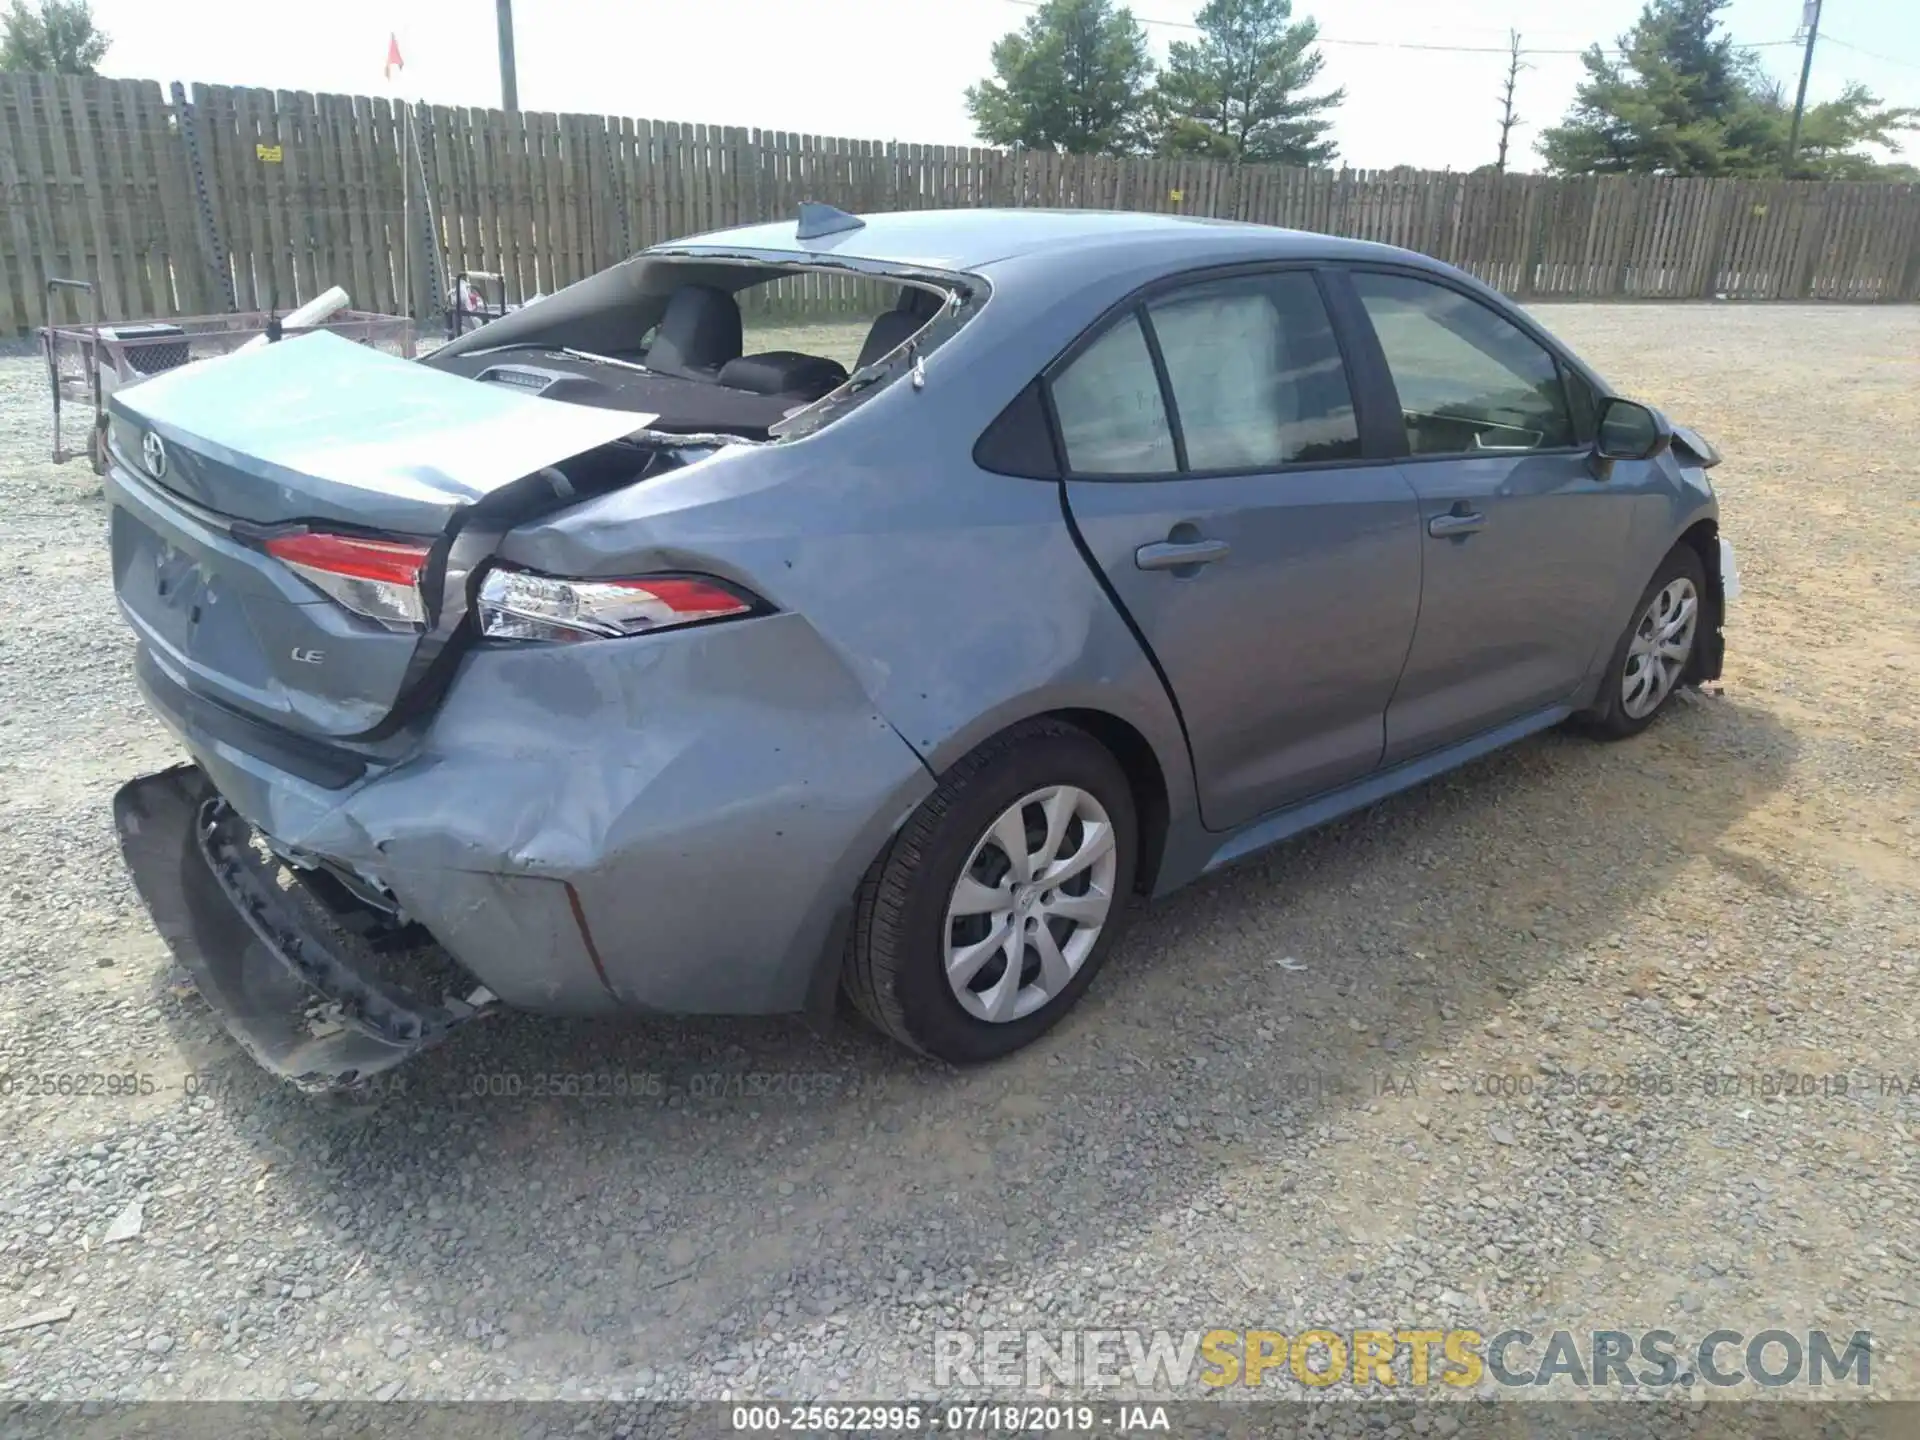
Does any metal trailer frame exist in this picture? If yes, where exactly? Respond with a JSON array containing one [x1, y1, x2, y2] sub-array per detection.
[[39, 278, 415, 472], [445, 270, 522, 340]]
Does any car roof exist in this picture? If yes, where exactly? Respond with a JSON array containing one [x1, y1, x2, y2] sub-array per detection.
[[661, 207, 1417, 274]]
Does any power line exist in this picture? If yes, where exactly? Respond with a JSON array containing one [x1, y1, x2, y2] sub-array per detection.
[[998, 1, 1801, 57], [1821, 33, 1920, 70]]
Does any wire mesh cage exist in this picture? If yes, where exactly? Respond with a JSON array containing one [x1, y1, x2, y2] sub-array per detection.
[[39, 277, 416, 471]]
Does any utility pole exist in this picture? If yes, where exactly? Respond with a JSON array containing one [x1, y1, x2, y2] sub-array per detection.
[[1785, 0, 1823, 175], [1495, 30, 1527, 173], [496, 0, 519, 110]]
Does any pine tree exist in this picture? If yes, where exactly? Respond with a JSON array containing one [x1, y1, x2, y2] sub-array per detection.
[[1148, 0, 1342, 165], [1538, 0, 1914, 177], [966, 0, 1155, 155]]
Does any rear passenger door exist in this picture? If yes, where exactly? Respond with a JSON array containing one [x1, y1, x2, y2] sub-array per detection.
[[1055, 268, 1422, 833], [1340, 269, 1635, 764]]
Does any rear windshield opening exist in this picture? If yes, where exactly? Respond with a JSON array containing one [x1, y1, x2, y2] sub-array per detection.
[[429, 259, 959, 441]]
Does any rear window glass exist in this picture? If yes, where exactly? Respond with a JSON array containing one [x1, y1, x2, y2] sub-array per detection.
[[737, 273, 926, 372], [634, 278, 927, 374], [438, 255, 973, 443], [736, 314, 871, 372]]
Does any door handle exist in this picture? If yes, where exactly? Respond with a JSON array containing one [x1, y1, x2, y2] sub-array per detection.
[[1135, 538, 1231, 571], [1427, 511, 1486, 538]]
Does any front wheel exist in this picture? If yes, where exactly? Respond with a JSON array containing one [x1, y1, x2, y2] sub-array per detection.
[[1580, 545, 1707, 739], [843, 720, 1138, 1063]]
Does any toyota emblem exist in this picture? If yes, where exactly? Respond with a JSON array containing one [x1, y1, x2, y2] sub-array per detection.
[[141, 430, 168, 478]]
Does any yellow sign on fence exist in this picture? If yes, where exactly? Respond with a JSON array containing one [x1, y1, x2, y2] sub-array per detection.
[[255, 143, 282, 163]]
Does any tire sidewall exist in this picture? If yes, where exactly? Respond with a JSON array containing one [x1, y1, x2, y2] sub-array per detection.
[[1592, 545, 1708, 736], [890, 730, 1138, 1063]]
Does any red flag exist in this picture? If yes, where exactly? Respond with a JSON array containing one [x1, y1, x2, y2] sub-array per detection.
[[384, 33, 404, 81]]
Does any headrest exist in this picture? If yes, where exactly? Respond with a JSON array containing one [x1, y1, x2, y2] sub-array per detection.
[[896, 286, 946, 321], [856, 313, 921, 372], [853, 286, 947, 372], [647, 285, 743, 378]]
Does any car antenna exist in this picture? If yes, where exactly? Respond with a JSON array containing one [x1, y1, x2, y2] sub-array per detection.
[[796, 201, 864, 240]]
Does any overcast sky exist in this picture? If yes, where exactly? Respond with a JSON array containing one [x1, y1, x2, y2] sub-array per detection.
[[88, 0, 1918, 172]]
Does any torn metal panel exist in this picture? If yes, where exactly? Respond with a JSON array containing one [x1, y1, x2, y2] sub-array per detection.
[[113, 766, 494, 1091], [1670, 422, 1722, 470], [378, 868, 613, 1014], [315, 613, 934, 1016]]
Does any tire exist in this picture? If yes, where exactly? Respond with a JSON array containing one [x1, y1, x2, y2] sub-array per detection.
[[1580, 544, 1708, 739], [844, 719, 1138, 1063]]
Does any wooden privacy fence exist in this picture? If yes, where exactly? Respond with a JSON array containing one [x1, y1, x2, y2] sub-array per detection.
[[6, 71, 1920, 334]]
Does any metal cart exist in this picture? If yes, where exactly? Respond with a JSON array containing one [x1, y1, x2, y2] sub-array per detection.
[[39, 277, 416, 473], [445, 270, 524, 340]]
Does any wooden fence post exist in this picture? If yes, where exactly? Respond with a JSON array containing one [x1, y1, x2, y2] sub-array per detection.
[[1897, 187, 1920, 302], [1795, 186, 1832, 299], [1696, 180, 1735, 299], [1519, 180, 1548, 298]]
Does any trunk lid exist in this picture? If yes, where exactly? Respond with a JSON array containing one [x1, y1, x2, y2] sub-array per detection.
[[107, 331, 649, 531], [106, 333, 652, 742]]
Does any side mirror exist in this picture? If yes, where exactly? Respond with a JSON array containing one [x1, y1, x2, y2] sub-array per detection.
[[1595, 397, 1672, 462]]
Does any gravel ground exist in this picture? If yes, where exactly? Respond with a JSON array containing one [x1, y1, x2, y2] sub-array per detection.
[[0, 304, 1916, 1412]]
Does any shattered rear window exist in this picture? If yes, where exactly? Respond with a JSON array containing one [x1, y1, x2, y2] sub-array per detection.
[[432, 254, 978, 443]]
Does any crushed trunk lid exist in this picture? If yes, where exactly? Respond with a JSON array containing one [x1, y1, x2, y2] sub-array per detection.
[[105, 332, 654, 741], [107, 331, 651, 533]]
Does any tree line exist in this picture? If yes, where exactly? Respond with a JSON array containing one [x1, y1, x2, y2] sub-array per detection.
[[967, 0, 1917, 179], [1, 0, 100, 74], [6, 0, 1913, 180]]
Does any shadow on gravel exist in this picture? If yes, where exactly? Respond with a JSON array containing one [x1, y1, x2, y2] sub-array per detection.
[[148, 692, 1795, 1382]]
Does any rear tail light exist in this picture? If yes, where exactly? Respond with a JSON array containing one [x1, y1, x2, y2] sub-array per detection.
[[265, 531, 432, 629], [476, 566, 759, 643]]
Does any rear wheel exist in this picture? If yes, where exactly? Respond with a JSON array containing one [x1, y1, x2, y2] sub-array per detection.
[[1580, 545, 1706, 739], [844, 720, 1137, 1063]]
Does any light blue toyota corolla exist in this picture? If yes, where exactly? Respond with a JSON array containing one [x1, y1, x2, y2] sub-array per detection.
[[106, 205, 1735, 1086]]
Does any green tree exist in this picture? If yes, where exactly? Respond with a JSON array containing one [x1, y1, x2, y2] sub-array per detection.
[[1148, 0, 1341, 165], [0, 0, 108, 75], [1538, 0, 1915, 178], [1754, 82, 1919, 179], [1537, 0, 1770, 175], [966, 0, 1154, 155]]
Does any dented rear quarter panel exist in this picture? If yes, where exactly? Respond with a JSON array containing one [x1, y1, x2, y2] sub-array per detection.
[[145, 609, 935, 1014]]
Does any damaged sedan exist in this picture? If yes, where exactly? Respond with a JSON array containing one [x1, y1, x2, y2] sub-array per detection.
[[107, 205, 1736, 1088]]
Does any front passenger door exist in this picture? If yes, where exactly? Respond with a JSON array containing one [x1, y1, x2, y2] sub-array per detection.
[[1057, 268, 1422, 833], [1344, 270, 1636, 764]]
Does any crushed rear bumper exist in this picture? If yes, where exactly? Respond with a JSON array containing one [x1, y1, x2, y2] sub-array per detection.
[[113, 764, 494, 1092]]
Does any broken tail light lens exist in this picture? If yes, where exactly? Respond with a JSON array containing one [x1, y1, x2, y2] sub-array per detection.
[[475, 566, 758, 643], [264, 531, 432, 629]]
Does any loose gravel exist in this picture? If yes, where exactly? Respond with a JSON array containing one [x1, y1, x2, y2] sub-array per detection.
[[0, 304, 1915, 1410]]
